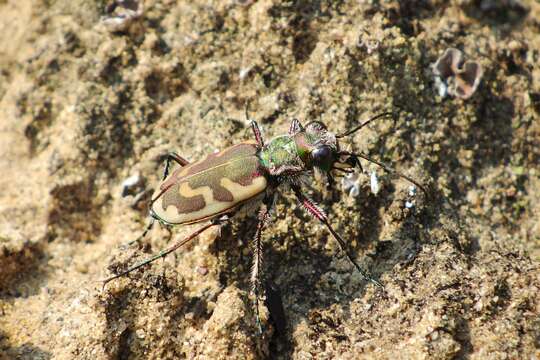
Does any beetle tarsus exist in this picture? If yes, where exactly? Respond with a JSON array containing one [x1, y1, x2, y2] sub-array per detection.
[[291, 184, 383, 288], [102, 220, 223, 288], [120, 218, 155, 249]]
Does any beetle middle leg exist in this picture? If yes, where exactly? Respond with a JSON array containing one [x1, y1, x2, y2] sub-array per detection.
[[245, 102, 265, 148], [120, 218, 156, 249], [122, 152, 190, 249], [291, 184, 383, 288]]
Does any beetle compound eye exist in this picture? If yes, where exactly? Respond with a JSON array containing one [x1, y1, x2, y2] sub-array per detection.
[[313, 146, 331, 159], [305, 121, 328, 134], [312, 146, 334, 171]]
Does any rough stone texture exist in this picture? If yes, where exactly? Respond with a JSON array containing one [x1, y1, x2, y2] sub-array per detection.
[[1, 1, 539, 359]]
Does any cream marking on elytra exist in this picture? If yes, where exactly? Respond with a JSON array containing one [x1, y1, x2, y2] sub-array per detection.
[[152, 178, 267, 224], [153, 195, 230, 224], [221, 177, 267, 201], [178, 182, 214, 203]]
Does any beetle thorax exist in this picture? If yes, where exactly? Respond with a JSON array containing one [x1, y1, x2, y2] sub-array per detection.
[[259, 135, 305, 176], [259, 121, 339, 177]]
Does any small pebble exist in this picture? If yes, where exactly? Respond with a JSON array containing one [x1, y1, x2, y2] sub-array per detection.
[[370, 170, 380, 195]]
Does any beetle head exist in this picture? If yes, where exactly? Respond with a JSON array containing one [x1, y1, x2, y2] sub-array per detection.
[[293, 112, 395, 175], [291, 112, 428, 194], [301, 120, 339, 172], [295, 120, 356, 174]]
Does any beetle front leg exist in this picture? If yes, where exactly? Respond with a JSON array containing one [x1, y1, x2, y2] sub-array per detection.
[[244, 101, 265, 148], [288, 118, 304, 135], [290, 185, 382, 288], [250, 120, 265, 148], [251, 205, 271, 335]]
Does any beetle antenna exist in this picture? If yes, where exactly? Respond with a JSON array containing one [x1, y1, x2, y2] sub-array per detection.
[[341, 151, 428, 196], [336, 111, 394, 138]]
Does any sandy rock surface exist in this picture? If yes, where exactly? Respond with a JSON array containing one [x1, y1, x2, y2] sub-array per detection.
[[1, 1, 539, 359]]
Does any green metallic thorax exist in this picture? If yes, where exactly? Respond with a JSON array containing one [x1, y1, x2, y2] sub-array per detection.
[[259, 135, 297, 168], [259, 133, 319, 175]]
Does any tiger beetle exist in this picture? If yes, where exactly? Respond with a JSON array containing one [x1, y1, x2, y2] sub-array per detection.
[[102, 105, 426, 334]]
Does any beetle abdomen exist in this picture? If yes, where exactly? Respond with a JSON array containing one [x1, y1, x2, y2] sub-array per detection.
[[151, 143, 268, 224]]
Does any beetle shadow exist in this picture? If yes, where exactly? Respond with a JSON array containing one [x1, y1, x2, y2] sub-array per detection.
[[211, 187, 393, 357], [274, 185, 464, 358], [212, 174, 470, 359], [101, 273, 190, 358], [274, 189, 421, 357], [0, 329, 52, 360], [0, 243, 48, 300]]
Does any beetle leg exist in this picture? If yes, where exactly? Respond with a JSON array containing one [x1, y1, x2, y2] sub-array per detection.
[[357, 158, 364, 174], [163, 152, 190, 179], [288, 118, 304, 135], [120, 218, 155, 249], [251, 205, 271, 335], [326, 173, 335, 190], [290, 184, 383, 288], [121, 153, 189, 249], [102, 217, 229, 288], [244, 101, 265, 148], [250, 120, 265, 148]]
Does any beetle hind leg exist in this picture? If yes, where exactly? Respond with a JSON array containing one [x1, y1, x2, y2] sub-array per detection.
[[120, 217, 155, 249], [251, 206, 270, 334]]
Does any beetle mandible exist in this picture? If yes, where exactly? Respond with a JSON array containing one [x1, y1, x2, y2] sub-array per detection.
[[102, 106, 426, 332]]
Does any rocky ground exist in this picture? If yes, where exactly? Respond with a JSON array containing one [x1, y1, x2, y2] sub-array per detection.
[[1, 1, 539, 359]]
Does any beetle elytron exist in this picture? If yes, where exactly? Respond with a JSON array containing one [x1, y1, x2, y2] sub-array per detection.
[[102, 107, 425, 332]]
